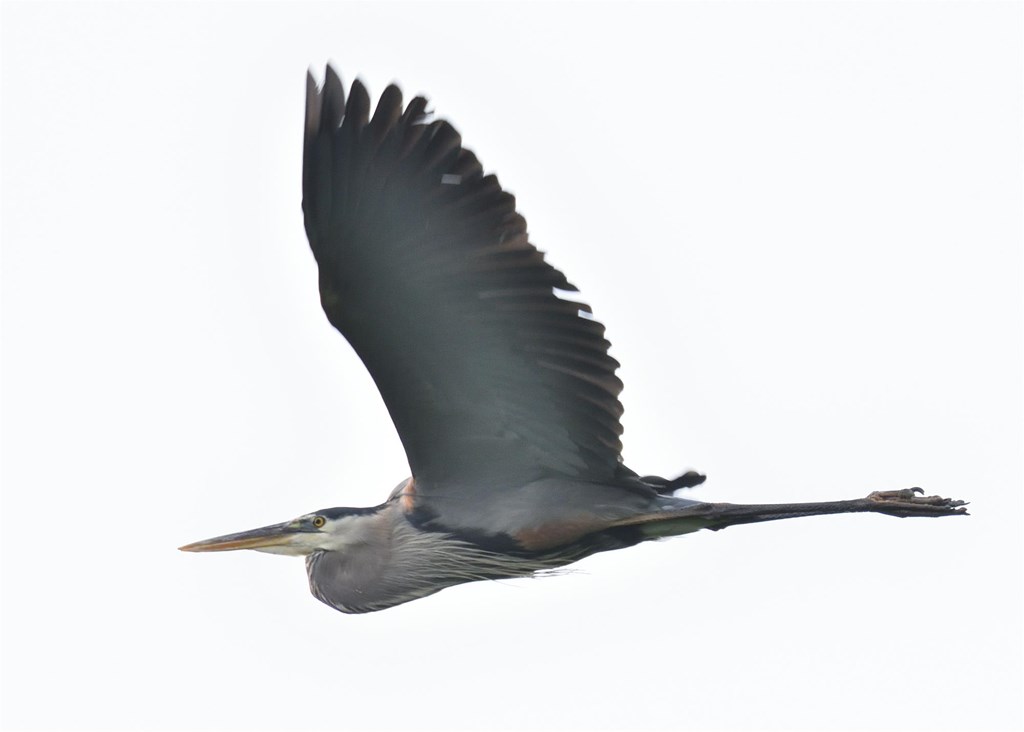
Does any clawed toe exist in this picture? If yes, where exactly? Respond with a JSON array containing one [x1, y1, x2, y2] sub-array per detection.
[[866, 487, 969, 517]]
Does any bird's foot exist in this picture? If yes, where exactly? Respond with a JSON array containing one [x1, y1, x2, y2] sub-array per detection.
[[866, 487, 969, 518]]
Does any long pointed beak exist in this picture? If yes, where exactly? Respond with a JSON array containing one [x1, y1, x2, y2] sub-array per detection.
[[179, 521, 303, 553]]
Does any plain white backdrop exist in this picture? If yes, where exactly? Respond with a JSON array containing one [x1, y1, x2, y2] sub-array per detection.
[[2, 2, 1021, 730]]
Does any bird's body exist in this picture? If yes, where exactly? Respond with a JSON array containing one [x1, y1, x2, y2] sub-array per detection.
[[180, 68, 966, 614], [305, 483, 599, 614]]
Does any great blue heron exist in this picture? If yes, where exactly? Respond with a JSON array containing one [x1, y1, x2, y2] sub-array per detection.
[[180, 67, 967, 614]]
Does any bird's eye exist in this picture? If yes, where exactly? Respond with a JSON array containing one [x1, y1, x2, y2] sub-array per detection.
[[312, 516, 326, 528]]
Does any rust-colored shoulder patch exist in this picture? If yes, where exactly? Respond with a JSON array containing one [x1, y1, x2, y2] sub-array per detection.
[[398, 477, 416, 514]]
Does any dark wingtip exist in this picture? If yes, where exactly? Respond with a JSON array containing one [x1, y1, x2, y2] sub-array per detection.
[[346, 78, 371, 128], [380, 83, 403, 106], [322, 65, 346, 130], [402, 96, 430, 126], [305, 68, 323, 140], [368, 83, 404, 140]]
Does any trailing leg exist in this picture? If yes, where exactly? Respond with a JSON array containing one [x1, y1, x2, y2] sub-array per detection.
[[615, 488, 968, 538]]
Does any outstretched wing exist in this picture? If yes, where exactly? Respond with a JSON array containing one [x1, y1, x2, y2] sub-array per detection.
[[302, 68, 625, 491]]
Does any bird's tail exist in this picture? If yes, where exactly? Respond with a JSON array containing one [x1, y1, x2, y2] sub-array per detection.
[[640, 470, 707, 494]]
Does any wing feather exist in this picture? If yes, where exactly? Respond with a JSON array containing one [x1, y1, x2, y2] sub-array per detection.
[[302, 69, 627, 490]]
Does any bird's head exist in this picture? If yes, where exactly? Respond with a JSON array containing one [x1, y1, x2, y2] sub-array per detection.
[[178, 507, 381, 557]]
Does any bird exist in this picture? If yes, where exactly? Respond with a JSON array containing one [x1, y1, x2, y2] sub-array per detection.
[[179, 67, 968, 614]]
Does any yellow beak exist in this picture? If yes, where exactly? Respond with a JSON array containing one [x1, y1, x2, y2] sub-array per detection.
[[179, 521, 301, 552]]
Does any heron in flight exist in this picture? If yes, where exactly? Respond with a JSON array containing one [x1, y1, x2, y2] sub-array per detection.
[[180, 68, 967, 614]]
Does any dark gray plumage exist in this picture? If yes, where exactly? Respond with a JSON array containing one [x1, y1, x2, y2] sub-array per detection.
[[180, 68, 967, 614]]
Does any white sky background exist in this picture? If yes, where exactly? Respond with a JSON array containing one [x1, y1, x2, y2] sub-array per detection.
[[2, 2, 1022, 730]]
